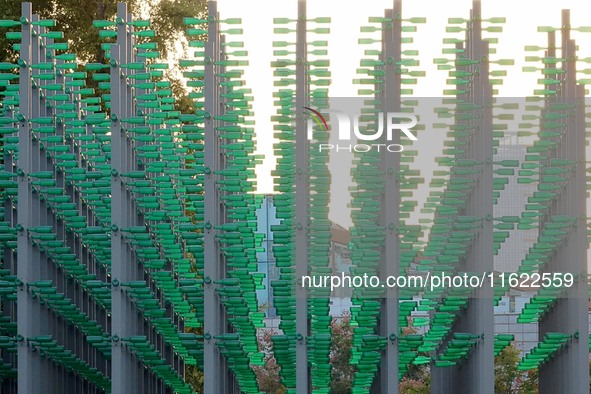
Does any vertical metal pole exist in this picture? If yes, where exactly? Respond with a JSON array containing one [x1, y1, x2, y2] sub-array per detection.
[[124, 11, 146, 388], [53, 33, 68, 391], [538, 9, 589, 393], [50, 28, 72, 392], [431, 2, 494, 392], [2, 68, 15, 390], [31, 15, 56, 390], [17, 3, 42, 394], [295, 0, 309, 393], [203, 2, 227, 393], [111, 4, 134, 394], [455, 2, 494, 392], [377, 4, 400, 393]]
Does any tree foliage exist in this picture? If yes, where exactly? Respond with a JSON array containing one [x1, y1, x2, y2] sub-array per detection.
[[0, 0, 205, 110], [330, 314, 355, 393], [0, 0, 205, 62], [184, 357, 204, 394], [253, 329, 287, 394], [183, 324, 204, 393], [399, 377, 430, 394], [495, 345, 538, 394], [495, 345, 521, 394], [188, 316, 540, 394]]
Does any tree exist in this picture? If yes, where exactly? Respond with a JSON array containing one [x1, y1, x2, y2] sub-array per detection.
[[0, 0, 205, 111], [0, 0, 205, 62], [0, 0, 49, 62], [184, 357, 204, 394], [495, 344, 538, 394], [251, 314, 356, 393], [330, 313, 355, 393], [253, 329, 287, 394], [246, 320, 543, 394], [517, 369, 538, 394], [399, 325, 430, 394], [495, 345, 521, 394], [399, 377, 430, 394]]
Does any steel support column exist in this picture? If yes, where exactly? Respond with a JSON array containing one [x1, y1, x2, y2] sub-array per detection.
[[111, 4, 136, 393], [376, 3, 401, 394], [538, 10, 589, 394], [295, 1, 310, 393], [16, 4, 44, 393], [203, 2, 229, 393]]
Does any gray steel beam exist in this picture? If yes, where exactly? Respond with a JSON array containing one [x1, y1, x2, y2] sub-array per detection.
[[431, 1, 494, 392], [203, 1, 228, 393], [454, 3, 495, 394], [295, 0, 310, 393], [17, 3, 45, 393], [111, 4, 136, 394], [538, 9, 589, 394], [376, 4, 401, 394]]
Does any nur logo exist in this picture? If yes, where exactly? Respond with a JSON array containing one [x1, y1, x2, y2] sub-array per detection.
[[303, 107, 418, 152]]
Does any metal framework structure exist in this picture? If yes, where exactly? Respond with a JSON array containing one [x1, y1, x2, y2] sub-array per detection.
[[430, 2, 495, 392], [528, 10, 589, 394], [376, 4, 402, 394], [0, 1, 260, 393], [0, 1, 588, 393]]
